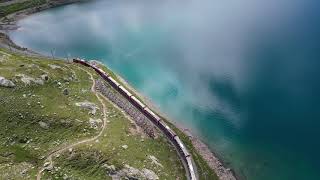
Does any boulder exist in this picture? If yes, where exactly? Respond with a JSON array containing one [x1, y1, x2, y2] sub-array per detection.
[[148, 155, 163, 168], [0, 76, 15, 87], [16, 74, 44, 85], [63, 88, 69, 95], [49, 64, 62, 69], [112, 164, 159, 180], [41, 74, 49, 81], [75, 101, 99, 115], [89, 118, 102, 129], [39, 121, 49, 129], [121, 145, 128, 150], [103, 164, 116, 174], [142, 169, 159, 180]]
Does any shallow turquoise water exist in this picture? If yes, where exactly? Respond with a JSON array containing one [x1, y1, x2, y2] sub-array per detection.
[[10, 0, 320, 179]]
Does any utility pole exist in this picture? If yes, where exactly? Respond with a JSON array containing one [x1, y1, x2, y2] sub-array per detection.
[[5, 29, 12, 52], [50, 48, 55, 59], [64, 50, 69, 62]]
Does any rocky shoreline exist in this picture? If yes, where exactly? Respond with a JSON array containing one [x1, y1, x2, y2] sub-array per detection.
[[0, 0, 90, 56], [0, 1, 238, 179], [0, 0, 89, 28]]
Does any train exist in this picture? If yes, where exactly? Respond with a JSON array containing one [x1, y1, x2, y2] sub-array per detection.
[[73, 58, 197, 180]]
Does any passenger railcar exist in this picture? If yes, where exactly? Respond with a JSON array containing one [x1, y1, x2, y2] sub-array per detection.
[[73, 58, 90, 67], [118, 85, 132, 98], [186, 156, 197, 180], [158, 120, 177, 139], [92, 66, 110, 80], [144, 107, 161, 123], [107, 76, 120, 89], [130, 96, 146, 110], [174, 136, 190, 157]]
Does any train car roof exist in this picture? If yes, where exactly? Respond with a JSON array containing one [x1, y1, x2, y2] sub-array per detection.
[[144, 107, 161, 121], [186, 157, 196, 179], [175, 136, 189, 155], [119, 85, 132, 97], [108, 76, 120, 87], [161, 122, 176, 136], [131, 96, 146, 108]]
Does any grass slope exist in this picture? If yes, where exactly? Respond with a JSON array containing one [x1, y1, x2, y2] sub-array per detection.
[[0, 49, 185, 179], [0, 0, 46, 17]]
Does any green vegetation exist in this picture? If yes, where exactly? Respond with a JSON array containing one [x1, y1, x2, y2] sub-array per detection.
[[0, 49, 186, 179], [43, 96, 185, 179], [0, 0, 46, 17]]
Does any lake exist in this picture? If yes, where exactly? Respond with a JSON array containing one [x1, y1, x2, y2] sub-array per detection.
[[10, 0, 320, 179]]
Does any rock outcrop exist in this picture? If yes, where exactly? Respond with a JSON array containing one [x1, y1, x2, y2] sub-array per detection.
[[0, 76, 15, 87], [75, 101, 99, 115], [16, 74, 44, 85], [110, 164, 159, 180]]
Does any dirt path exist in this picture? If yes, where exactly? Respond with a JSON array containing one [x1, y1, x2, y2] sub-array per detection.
[[36, 67, 107, 180]]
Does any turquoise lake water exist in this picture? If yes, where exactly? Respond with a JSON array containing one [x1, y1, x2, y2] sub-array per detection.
[[10, 0, 320, 179]]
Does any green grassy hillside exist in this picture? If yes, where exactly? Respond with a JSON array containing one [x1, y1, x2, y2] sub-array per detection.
[[0, 49, 186, 179], [0, 0, 46, 17]]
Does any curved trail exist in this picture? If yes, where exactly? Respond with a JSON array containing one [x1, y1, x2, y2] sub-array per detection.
[[36, 67, 107, 180]]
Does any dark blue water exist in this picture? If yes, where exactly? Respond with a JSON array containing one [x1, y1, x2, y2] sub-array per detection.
[[10, 0, 320, 179]]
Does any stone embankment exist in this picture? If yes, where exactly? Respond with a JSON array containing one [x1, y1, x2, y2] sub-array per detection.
[[95, 78, 157, 138]]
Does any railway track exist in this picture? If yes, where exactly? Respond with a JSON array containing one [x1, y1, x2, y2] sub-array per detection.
[[73, 58, 198, 180]]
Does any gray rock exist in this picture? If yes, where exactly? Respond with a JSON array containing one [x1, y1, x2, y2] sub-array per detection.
[[63, 88, 69, 95], [121, 145, 128, 150], [122, 165, 140, 179], [75, 101, 99, 115], [39, 121, 49, 129], [43, 162, 50, 167], [142, 169, 159, 180], [0, 76, 15, 87], [103, 164, 116, 174], [115, 165, 159, 180], [34, 79, 44, 85], [49, 64, 62, 70], [41, 74, 49, 81], [16, 74, 44, 85], [148, 155, 163, 168], [20, 169, 28, 175], [89, 118, 102, 129]]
